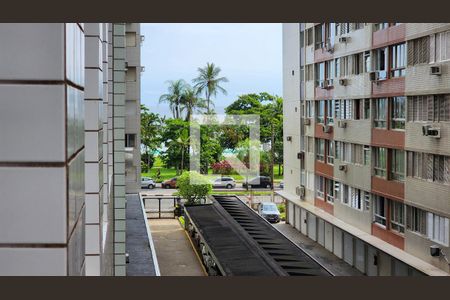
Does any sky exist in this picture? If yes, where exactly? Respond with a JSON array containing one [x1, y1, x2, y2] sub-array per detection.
[[140, 23, 282, 117]]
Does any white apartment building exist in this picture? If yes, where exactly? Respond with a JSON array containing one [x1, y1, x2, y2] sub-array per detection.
[[0, 23, 144, 276], [280, 23, 450, 276]]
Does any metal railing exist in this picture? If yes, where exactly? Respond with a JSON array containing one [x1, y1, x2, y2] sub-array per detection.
[[141, 195, 181, 219]]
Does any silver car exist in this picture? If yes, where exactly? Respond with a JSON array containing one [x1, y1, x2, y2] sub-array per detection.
[[212, 177, 236, 189], [141, 177, 155, 189]]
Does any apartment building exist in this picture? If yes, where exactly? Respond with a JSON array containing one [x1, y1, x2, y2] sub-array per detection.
[[0, 23, 143, 275], [280, 23, 450, 275]]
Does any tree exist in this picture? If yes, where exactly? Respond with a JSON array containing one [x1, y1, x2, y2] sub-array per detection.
[[177, 171, 212, 205], [160, 118, 190, 174], [180, 85, 207, 121], [140, 105, 164, 172], [193, 62, 228, 113], [159, 79, 186, 119]]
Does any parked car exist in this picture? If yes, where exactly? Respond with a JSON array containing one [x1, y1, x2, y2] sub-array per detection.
[[242, 176, 272, 189], [141, 177, 155, 189], [162, 177, 178, 189], [257, 202, 281, 223], [212, 177, 236, 189], [279, 181, 284, 188]]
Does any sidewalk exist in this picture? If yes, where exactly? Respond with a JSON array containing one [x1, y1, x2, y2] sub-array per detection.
[[148, 218, 205, 276], [273, 222, 363, 276]]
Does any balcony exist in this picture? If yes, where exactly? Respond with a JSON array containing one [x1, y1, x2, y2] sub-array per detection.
[[371, 128, 405, 149], [372, 176, 404, 202], [371, 76, 405, 98], [372, 23, 405, 48]]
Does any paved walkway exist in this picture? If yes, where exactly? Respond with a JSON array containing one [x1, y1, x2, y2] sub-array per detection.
[[148, 218, 205, 276], [273, 222, 363, 276]]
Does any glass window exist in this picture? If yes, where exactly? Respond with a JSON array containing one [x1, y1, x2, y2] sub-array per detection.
[[316, 62, 326, 86], [317, 101, 325, 123], [316, 175, 325, 199], [427, 212, 450, 246], [364, 99, 370, 119], [326, 179, 335, 204], [407, 206, 427, 235], [316, 139, 325, 161], [326, 140, 334, 165], [374, 98, 387, 128], [374, 196, 387, 226], [390, 201, 405, 233], [363, 145, 371, 165], [374, 147, 387, 178], [326, 100, 334, 124], [364, 51, 371, 72], [390, 43, 406, 77], [374, 48, 387, 79], [391, 96, 406, 130], [390, 149, 405, 181]]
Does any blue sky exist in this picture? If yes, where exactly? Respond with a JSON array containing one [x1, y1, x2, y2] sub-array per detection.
[[140, 23, 282, 116]]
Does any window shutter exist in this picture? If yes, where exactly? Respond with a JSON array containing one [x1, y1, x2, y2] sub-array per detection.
[[407, 152, 413, 177], [427, 212, 434, 239], [423, 36, 430, 63], [430, 34, 435, 63], [426, 154, 434, 181], [427, 95, 434, 121], [407, 40, 414, 66]]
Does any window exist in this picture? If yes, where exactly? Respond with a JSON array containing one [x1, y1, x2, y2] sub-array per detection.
[[305, 100, 314, 118], [391, 96, 406, 129], [374, 47, 388, 79], [125, 134, 136, 147], [315, 24, 325, 49], [430, 31, 450, 63], [307, 137, 314, 153], [335, 57, 340, 78], [352, 52, 364, 75], [374, 196, 387, 226], [316, 175, 325, 199], [353, 144, 363, 165], [407, 152, 450, 185], [353, 23, 364, 30], [390, 43, 406, 77], [406, 206, 427, 235], [340, 184, 366, 211], [326, 179, 335, 204], [306, 64, 314, 81], [335, 141, 340, 160], [326, 140, 334, 165], [363, 191, 371, 211], [326, 100, 334, 124], [336, 99, 353, 120], [306, 28, 314, 46], [390, 201, 405, 233], [427, 212, 449, 246], [316, 139, 325, 161], [316, 62, 325, 86], [364, 99, 370, 119], [316, 100, 325, 123], [342, 142, 352, 163], [374, 23, 389, 31], [300, 30, 305, 48], [374, 98, 387, 128], [407, 36, 430, 65], [354, 99, 362, 120], [389, 149, 405, 181], [325, 60, 334, 85], [374, 147, 387, 178], [408, 94, 450, 122], [364, 51, 371, 72], [363, 145, 371, 165]]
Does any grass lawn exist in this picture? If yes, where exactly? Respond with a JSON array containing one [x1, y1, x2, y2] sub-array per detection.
[[142, 164, 284, 183]]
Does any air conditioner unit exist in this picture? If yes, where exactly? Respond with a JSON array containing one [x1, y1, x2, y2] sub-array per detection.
[[140, 66, 146, 73], [296, 185, 306, 199], [339, 36, 349, 43], [337, 120, 347, 128], [338, 164, 348, 172], [286, 136, 292, 141], [140, 35, 145, 42], [124, 61, 129, 71], [326, 79, 334, 88], [297, 152, 304, 160], [339, 78, 348, 86], [422, 125, 441, 138], [369, 71, 378, 81], [430, 65, 441, 75], [304, 118, 311, 125], [323, 125, 332, 133], [319, 81, 326, 89]]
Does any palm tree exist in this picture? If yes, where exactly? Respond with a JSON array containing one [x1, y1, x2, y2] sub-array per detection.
[[159, 79, 186, 119], [180, 85, 208, 121], [192, 62, 228, 113]]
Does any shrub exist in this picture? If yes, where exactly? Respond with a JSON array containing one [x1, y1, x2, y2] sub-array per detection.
[[177, 171, 212, 205], [211, 160, 233, 175]]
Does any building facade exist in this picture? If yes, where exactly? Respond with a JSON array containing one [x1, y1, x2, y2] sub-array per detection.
[[280, 23, 450, 275], [0, 23, 142, 275]]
